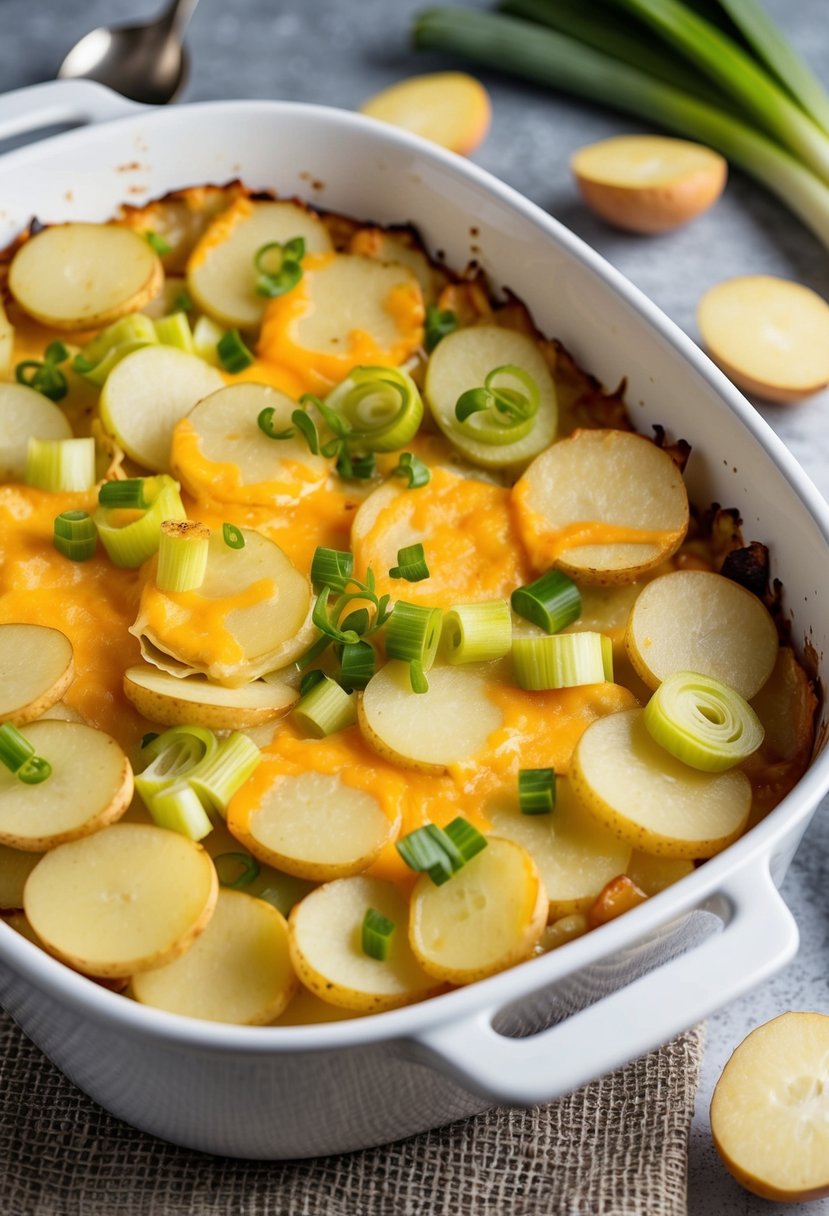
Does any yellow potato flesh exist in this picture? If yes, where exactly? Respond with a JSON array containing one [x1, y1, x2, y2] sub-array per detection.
[[625, 850, 694, 896], [360, 72, 491, 156], [0, 623, 74, 725], [0, 843, 43, 910], [123, 665, 297, 730], [0, 384, 72, 483]]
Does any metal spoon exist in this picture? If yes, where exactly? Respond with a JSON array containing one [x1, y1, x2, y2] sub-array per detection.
[[58, 0, 201, 105]]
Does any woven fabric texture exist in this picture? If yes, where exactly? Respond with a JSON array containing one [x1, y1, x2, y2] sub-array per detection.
[[0, 1011, 703, 1216]]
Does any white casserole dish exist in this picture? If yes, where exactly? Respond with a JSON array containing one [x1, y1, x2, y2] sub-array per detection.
[[0, 79, 827, 1160]]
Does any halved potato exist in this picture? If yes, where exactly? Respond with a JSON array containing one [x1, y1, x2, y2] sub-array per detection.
[[132, 889, 297, 1024], [424, 326, 557, 469], [187, 198, 333, 331], [0, 384, 73, 483], [171, 382, 329, 506], [360, 72, 491, 157], [571, 708, 752, 857], [626, 850, 694, 896], [24, 823, 217, 978], [358, 661, 502, 773], [123, 665, 297, 729], [229, 769, 399, 881], [0, 843, 43, 910], [99, 345, 224, 473], [9, 224, 163, 330], [513, 430, 689, 581], [409, 837, 547, 983], [0, 721, 133, 851], [289, 875, 441, 1012], [625, 570, 778, 698], [489, 779, 631, 920], [0, 624, 74, 726]]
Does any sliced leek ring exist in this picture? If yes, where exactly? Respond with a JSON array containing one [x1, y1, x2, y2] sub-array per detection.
[[644, 671, 764, 771]]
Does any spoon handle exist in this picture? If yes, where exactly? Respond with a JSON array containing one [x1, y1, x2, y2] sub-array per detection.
[[159, 0, 201, 41]]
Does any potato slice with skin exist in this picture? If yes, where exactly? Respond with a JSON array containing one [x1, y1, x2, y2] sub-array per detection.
[[360, 72, 491, 156], [513, 430, 689, 582], [230, 770, 399, 881], [489, 779, 631, 920], [289, 875, 442, 1012], [626, 850, 694, 896], [0, 295, 13, 376], [0, 624, 74, 726], [187, 198, 333, 331], [348, 226, 441, 304], [9, 224, 162, 330], [0, 721, 133, 852], [410, 837, 547, 983], [132, 889, 297, 1025], [358, 661, 502, 774], [123, 665, 298, 730], [625, 570, 778, 699], [0, 844, 43, 910], [0, 384, 73, 483], [711, 1012, 829, 1202], [424, 326, 557, 469], [171, 382, 329, 506], [24, 823, 217, 978], [571, 708, 751, 857], [100, 345, 224, 473], [586, 874, 648, 928]]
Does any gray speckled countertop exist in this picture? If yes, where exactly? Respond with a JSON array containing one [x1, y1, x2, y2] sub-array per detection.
[[2, 0, 829, 1209]]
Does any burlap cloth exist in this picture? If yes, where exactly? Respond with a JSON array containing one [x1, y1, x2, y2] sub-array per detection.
[[0, 1010, 703, 1216]]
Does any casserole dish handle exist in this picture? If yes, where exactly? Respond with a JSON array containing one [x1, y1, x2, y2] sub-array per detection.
[[0, 81, 140, 144], [415, 859, 797, 1105]]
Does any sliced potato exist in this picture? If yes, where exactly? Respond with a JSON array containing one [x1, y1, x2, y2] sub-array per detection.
[[187, 198, 333, 331], [123, 665, 298, 729], [360, 72, 491, 156], [424, 326, 557, 469], [289, 875, 441, 1012], [171, 382, 329, 505], [201, 821, 313, 915], [38, 702, 85, 724], [489, 779, 631, 920], [626, 850, 694, 896], [118, 183, 246, 274], [409, 837, 547, 983], [586, 874, 648, 928], [99, 345, 224, 473], [24, 823, 217, 978], [9, 224, 163, 330], [539, 912, 589, 952], [348, 226, 441, 304], [0, 721, 133, 851], [132, 889, 297, 1025], [0, 843, 43, 910], [358, 661, 502, 773], [513, 429, 689, 581], [0, 295, 13, 376], [571, 708, 752, 857], [0, 383, 73, 483], [229, 769, 398, 881], [625, 570, 778, 698], [0, 624, 74, 726]]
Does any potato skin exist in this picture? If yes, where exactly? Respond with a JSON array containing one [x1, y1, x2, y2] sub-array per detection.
[[574, 167, 726, 234]]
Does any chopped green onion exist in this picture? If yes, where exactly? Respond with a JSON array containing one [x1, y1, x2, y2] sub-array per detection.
[[409, 659, 430, 694], [173, 290, 193, 313], [455, 364, 540, 445], [396, 818, 488, 885], [293, 675, 357, 737], [391, 451, 431, 488], [148, 783, 213, 841], [292, 409, 321, 453], [347, 452, 377, 480], [53, 510, 97, 561], [362, 907, 396, 960], [385, 602, 443, 672], [98, 478, 150, 509], [135, 724, 217, 803], [511, 570, 582, 633], [145, 230, 171, 256], [324, 365, 424, 452], [299, 669, 327, 698], [192, 315, 224, 365], [424, 305, 458, 352], [643, 670, 765, 772], [214, 852, 261, 889], [156, 520, 210, 593], [443, 600, 512, 664], [443, 816, 488, 861], [95, 474, 187, 568], [339, 640, 376, 690], [389, 542, 430, 583], [217, 328, 254, 374], [44, 340, 70, 366], [311, 546, 354, 592], [140, 732, 160, 749], [601, 634, 614, 683], [15, 339, 71, 401], [519, 768, 556, 815], [512, 631, 608, 690], [222, 522, 245, 549], [340, 608, 371, 636], [73, 313, 157, 385], [154, 312, 195, 353], [188, 731, 262, 816], [17, 756, 52, 785], [256, 406, 295, 441], [0, 724, 51, 785], [26, 437, 95, 493], [254, 237, 306, 297]]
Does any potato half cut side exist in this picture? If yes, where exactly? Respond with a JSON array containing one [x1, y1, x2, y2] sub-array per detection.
[[513, 429, 689, 582], [489, 779, 631, 920], [123, 665, 297, 730], [229, 770, 399, 881], [0, 624, 74, 726], [9, 224, 163, 330], [187, 198, 333, 331], [171, 382, 329, 505], [625, 570, 778, 699], [0, 721, 133, 851], [289, 875, 441, 1012], [0, 843, 43, 910], [424, 326, 557, 469], [409, 837, 547, 983], [571, 708, 751, 857], [100, 345, 224, 473], [132, 889, 297, 1025], [0, 384, 72, 482], [360, 72, 491, 157], [358, 662, 502, 773], [711, 1012, 829, 1202], [24, 823, 217, 978]]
